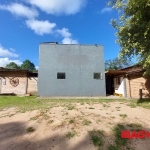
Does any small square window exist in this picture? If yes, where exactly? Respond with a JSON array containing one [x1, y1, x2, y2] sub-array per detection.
[[94, 73, 102, 79], [57, 72, 65, 79]]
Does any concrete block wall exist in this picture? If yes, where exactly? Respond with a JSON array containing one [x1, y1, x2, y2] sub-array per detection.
[[38, 44, 106, 97]]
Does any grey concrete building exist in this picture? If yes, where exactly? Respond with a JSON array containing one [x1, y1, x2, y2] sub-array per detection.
[[38, 43, 106, 97]]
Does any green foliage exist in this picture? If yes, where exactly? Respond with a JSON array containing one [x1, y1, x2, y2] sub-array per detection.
[[89, 107, 95, 109], [21, 59, 36, 71], [82, 119, 92, 125], [66, 131, 76, 139], [119, 114, 127, 118], [5, 59, 36, 71], [109, 124, 134, 150], [105, 57, 132, 70], [89, 130, 104, 149], [127, 123, 142, 128], [109, 0, 150, 76], [67, 105, 75, 110], [69, 119, 74, 124], [27, 127, 35, 133], [1, 97, 150, 112], [113, 124, 128, 146], [5, 62, 20, 69]]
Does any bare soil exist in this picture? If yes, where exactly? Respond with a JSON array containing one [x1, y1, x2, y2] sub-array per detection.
[[0, 102, 150, 150]]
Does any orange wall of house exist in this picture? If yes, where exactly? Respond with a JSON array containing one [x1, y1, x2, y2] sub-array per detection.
[[126, 74, 150, 98], [1, 77, 26, 95], [0, 72, 27, 95]]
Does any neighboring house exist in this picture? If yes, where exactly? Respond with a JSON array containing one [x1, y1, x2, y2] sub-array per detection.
[[0, 67, 38, 95], [38, 43, 106, 97], [105, 65, 150, 98]]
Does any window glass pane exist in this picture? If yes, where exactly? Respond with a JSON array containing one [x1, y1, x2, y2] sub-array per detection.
[[94, 73, 101, 79], [57, 73, 65, 79]]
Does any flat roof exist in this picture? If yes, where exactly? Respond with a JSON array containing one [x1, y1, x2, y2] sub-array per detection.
[[40, 42, 103, 46]]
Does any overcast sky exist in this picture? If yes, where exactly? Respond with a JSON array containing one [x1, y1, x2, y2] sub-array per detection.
[[0, 0, 120, 68]]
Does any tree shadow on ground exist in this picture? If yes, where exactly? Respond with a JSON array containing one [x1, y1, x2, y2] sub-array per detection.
[[137, 99, 150, 103], [0, 121, 150, 150]]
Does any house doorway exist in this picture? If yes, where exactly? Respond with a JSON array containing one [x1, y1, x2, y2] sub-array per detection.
[[105, 75, 114, 95]]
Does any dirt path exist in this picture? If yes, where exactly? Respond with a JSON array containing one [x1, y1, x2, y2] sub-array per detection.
[[0, 102, 150, 150]]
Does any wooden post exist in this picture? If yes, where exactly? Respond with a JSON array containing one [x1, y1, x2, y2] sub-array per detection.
[[139, 89, 142, 100]]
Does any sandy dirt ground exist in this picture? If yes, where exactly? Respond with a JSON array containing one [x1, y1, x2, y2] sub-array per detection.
[[0, 102, 150, 150]]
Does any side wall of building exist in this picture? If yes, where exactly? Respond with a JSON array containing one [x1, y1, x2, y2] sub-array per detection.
[[27, 77, 38, 95], [38, 44, 106, 96], [126, 74, 150, 98]]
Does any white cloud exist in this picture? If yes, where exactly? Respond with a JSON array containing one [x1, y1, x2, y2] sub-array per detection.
[[0, 58, 22, 67], [0, 3, 38, 19], [62, 37, 78, 44], [0, 44, 18, 57], [25, 19, 56, 35], [56, 28, 71, 38], [101, 7, 112, 14], [27, 0, 86, 15], [35, 66, 39, 70], [56, 28, 78, 44]]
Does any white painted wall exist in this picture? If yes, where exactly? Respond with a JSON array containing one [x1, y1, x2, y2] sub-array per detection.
[[114, 77, 125, 97]]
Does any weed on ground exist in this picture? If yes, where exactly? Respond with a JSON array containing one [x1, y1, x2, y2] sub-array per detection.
[[119, 114, 127, 118], [89, 130, 104, 150], [66, 131, 76, 139], [27, 127, 35, 133]]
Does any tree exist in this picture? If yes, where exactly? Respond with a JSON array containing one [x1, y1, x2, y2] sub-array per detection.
[[5, 62, 20, 69], [109, 0, 150, 76], [21, 60, 36, 71], [105, 57, 132, 70]]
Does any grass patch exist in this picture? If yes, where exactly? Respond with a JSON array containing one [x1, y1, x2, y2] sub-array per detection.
[[103, 104, 107, 107], [69, 119, 74, 124], [66, 131, 76, 139], [115, 107, 121, 109], [1, 96, 150, 112], [108, 122, 113, 125], [0, 96, 39, 110], [27, 127, 35, 133], [110, 116, 115, 119], [127, 103, 137, 108], [119, 114, 127, 118], [113, 124, 127, 146], [82, 119, 92, 126], [89, 107, 95, 109], [127, 123, 142, 128], [0, 96, 128, 111], [89, 130, 104, 149], [108, 124, 130, 150], [103, 103, 110, 108], [129, 99, 150, 109], [67, 105, 75, 110]]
